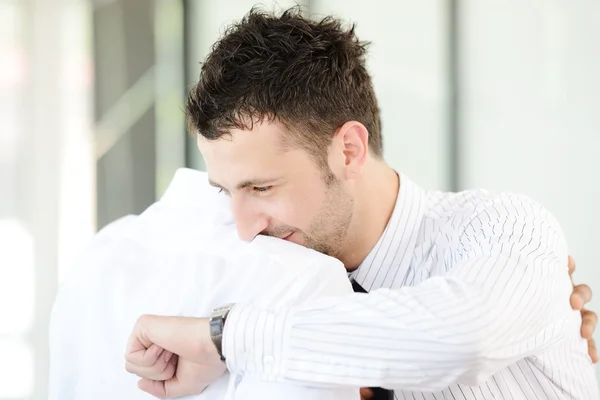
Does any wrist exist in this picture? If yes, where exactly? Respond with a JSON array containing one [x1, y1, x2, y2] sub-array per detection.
[[209, 303, 235, 362]]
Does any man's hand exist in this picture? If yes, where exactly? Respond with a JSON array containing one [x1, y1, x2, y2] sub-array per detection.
[[124, 315, 227, 398], [568, 256, 598, 363]]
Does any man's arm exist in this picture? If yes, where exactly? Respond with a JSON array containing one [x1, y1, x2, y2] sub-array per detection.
[[125, 248, 361, 399], [126, 198, 598, 395], [221, 197, 588, 391]]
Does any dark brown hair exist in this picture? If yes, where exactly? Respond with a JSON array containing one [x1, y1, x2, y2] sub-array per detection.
[[185, 6, 382, 166]]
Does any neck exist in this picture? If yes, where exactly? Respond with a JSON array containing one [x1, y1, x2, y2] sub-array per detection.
[[340, 159, 399, 271]]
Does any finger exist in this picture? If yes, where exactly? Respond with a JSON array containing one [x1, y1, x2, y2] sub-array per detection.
[[581, 310, 598, 340], [126, 343, 164, 368], [571, 284, 593, 310], [568, 255, 576, 275], [126, 334, 149, 355], [160, 350, 173, 365], [139, 375, 206, 400], [360, 388, 374, 400], [588, 338, 599, 364], [125, 352, 177, 381], [126, 360, 176, 381]]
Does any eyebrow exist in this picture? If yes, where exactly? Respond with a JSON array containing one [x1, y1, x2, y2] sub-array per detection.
[[208, 178, 280, 190]]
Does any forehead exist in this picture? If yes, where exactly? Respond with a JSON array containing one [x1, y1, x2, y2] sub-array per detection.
[[198, 120, 283, 160], [196, 121, 318, 184]]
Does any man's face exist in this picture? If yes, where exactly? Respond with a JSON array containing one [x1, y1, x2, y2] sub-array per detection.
[[197, 120, 355, 258]]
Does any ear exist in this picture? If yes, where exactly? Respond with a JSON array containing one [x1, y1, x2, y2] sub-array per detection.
[[332, 121, 369, 179]]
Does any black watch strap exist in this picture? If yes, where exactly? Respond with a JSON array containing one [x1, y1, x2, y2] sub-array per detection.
[[209, 304, 234, 362]]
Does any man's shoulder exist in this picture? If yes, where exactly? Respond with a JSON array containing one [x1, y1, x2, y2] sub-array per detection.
[[427, 188, 554, 226], [424, 188, 568, 257], [422, 189, 567, 251]]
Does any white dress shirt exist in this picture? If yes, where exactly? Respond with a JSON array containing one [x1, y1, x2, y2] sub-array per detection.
[[48, 168, 359, 400], [223, 174, 599, 399]]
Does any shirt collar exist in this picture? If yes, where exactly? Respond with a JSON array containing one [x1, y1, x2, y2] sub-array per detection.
[[349, 173, 428, 291]]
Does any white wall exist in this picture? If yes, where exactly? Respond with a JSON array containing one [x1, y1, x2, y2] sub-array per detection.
[[311, 0, 451, 191], [460, 0, 600, 377], [0, 0, 94, 398]]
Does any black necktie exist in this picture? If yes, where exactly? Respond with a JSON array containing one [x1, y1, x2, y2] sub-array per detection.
[[351, 279, 395, 400]]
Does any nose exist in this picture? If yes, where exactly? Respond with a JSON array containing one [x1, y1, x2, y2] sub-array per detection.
[[231, 195, 268, 241]]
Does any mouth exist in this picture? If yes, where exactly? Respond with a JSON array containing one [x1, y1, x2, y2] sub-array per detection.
[[281, 233, 294, 241]]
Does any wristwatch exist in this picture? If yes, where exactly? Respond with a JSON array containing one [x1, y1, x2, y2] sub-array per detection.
[[209, 303, 234, 362]]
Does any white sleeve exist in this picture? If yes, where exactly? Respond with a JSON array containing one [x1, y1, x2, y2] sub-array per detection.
[[48, 217, 139, 400], [223, 197, 576, 392], [229, 250, 360, 400], [233, 379, 358, 400], [49, 214, 360, 400]]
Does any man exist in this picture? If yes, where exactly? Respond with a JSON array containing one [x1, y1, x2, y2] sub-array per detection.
[[48, 168, 360, 399], [124, 7, 599, 399]]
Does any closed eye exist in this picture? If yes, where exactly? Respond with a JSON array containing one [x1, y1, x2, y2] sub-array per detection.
[[253, 186, 273, 193]]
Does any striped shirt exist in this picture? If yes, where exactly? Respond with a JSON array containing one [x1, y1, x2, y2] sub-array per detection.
[[223, 174, 599, 399]]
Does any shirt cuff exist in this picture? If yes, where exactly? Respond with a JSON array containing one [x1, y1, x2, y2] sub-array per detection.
[[222, 303, 292, 381]]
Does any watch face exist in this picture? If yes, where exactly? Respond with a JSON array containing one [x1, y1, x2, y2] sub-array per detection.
[[210, 306, 232, 361], [210, 304, 234, 335], [210, 319, 222, 336]]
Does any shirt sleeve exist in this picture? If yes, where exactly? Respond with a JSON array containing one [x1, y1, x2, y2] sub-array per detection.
[[222, 195, 578, 392], [228, 242, 360, 399], [234, 377, 359, 400]]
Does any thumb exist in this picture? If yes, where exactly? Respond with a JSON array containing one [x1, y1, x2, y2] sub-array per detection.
[[138, 378, 168, 398], [137, 357, 179, 399], [139, 375, 189, 399]]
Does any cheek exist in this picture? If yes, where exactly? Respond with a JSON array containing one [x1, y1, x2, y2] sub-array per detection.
[[264, 191, 323, 229]]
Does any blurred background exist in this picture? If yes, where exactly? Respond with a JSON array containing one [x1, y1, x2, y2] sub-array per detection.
[[1, 0, 599, 398]]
